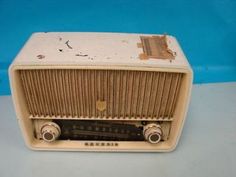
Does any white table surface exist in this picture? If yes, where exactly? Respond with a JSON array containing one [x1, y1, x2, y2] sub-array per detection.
[[0, 82, 236, 177]]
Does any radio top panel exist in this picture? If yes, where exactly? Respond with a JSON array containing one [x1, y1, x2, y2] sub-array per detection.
[[12, 32, 190, 69]]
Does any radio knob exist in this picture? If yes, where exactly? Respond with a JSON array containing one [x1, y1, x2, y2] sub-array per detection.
[[41, 122, 61, 143], [143, 123, 162, 144]]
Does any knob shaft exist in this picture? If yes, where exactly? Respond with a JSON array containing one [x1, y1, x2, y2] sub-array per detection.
[[143, 123, 162, 144], [41, 122, 61, 142]]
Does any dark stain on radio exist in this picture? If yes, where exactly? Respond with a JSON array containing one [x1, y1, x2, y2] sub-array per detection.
[[37, 55, 45, 59]]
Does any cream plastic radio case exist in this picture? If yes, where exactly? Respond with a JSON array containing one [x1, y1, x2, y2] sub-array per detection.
[[9, 32, 192, 152]]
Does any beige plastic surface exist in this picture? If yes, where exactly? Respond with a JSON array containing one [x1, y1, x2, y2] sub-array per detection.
[[9, 32, 193, 152]]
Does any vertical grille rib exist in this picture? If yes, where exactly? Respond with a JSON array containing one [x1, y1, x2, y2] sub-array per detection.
[[19, 69, 183, 120]]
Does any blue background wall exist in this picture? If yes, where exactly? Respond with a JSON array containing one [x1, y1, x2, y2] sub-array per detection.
[[0, 0, 236, 95]]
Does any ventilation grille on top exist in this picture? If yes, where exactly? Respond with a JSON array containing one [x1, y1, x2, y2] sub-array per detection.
[[19, 69, 183, 120], [140, 36, 175, 59]]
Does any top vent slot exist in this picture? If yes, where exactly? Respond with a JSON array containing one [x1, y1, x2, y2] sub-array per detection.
[[139, 35, 175, 60]]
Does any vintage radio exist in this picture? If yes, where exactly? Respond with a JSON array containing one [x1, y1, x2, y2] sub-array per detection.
[[9, 32, 192, 152]]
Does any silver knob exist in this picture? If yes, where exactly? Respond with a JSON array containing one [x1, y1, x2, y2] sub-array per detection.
[[41, 122, 61, 143], [143, 123, 162, 144]]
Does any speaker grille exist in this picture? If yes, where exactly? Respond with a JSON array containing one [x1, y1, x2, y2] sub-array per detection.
[[19, 69, 183, 120]]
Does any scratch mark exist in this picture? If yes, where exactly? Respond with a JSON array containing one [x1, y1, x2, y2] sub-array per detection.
[[75, 54, 88, 57], [121, 40, 129, 43], [65, 40, 73, 49]]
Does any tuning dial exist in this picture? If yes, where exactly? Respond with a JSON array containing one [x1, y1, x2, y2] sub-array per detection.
[[41, 122, 61, 143], [143, 123, 162, 144]]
